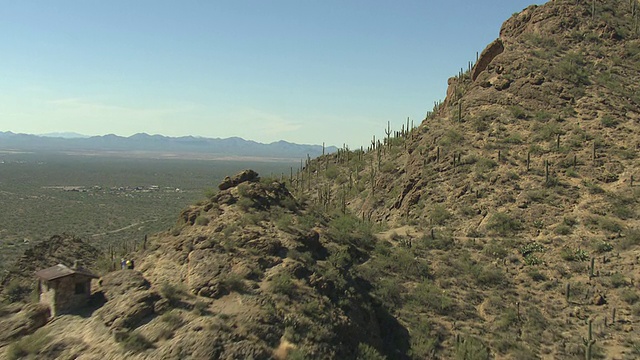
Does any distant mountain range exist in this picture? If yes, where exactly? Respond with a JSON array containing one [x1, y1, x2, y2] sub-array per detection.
[[0, 131, 337, 160]]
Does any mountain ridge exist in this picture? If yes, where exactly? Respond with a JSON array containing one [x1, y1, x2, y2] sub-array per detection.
[[0, 131, 338, 160]]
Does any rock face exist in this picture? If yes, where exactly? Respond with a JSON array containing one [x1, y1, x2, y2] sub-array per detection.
[[471, 38, 504, 81], [218, 169, 260, 190], [96, 270, 160, 331]]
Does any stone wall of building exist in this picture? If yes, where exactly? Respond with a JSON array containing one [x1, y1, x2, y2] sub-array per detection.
[[40, 274, 93, 316]]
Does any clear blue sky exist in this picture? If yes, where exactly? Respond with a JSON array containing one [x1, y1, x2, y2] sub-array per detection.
[[0, 0, 547, 147]]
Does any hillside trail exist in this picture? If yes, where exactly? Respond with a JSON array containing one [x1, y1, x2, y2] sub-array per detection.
[[91, 218, 158, 238]]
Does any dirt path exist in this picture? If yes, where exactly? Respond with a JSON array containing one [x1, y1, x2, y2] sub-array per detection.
[[91, 218, 158, 238]]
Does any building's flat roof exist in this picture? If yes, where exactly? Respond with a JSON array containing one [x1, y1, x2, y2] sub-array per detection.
[[35, 264, 99, 281]]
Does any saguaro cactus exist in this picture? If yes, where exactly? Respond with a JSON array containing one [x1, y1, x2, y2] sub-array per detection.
[[583, 318, 595, 360]]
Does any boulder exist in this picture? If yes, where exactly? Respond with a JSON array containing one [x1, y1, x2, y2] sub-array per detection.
[[218, 169, 260, 191]]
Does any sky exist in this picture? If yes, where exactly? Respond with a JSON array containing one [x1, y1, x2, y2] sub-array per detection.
[[0, 0, 547, 148]]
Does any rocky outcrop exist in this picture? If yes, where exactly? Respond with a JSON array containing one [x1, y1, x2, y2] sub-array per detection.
[[218, 169, 260, 190], [96, 270, 160, 331], [471, 38, 504, 81]]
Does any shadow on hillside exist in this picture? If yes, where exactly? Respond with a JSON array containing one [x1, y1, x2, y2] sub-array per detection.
[[333, 274, 411, 359], [74, 291, 107, 318]]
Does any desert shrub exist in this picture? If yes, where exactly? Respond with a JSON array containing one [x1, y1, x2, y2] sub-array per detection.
[[374, 278, 405, 309], [483, 240, 510, 259], [327, 214, 375, 249], [408, 320, 441, 359], [160, 283, 186, 306], [552, 52, 590, 86], [236, 183, 251, 196], [618, 228, 640, 250], [610, 196, 635, 220], [281, 196, 297, 212], [5, 329, 51, 360], [160, 310, 183, 329], [527, 269, 547, 282], [455, 336, 490, 360], [192, 301, 209, 316], [356, 343, 386, 360], [621, 289, 639, 305], [236, 197, 255, 211], [117, 330, 154, 353], [221, 273, 246, 293], [380, 161, 396, 174], [420, 233, 454, 251], [429, 204, 451, 225], [4, 279, 33, 303], [475, 158, 497, 173], [582, 180, 605, 194], [325, 166, 339, 180], [409, 282, 454, 316], [610, 273, 628, 288], [203, 187, 218, 199], [439, 129, 464, 146], [565, 168, 578, 177], [597, 216, 623, 233], [274, 212, 293, 231], [194, 215, 209, 226], [554, 224, 572, 235], [563, 216, 577, 227], [593, 240, 613, 253], [270, 272, 296, 296], [509, 106, 527, 119], [600, 115, 619, 128], [560, 248, 588, 262], [475, 266, 506, 287], [486, 212, 522, 235]]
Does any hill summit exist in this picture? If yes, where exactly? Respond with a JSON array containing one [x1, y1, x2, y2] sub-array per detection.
[[1, 0, 640, 359]]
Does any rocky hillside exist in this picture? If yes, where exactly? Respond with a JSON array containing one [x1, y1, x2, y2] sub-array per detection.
[[1, 171, 405, 359], [1, 0, 640, 359]]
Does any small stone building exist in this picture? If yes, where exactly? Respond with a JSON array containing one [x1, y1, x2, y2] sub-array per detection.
[[35, 263, 99, 317]]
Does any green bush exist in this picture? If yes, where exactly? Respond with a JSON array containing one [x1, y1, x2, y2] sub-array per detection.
[[600, 115, 619, 128], [621, 289, 639, 305], [327, 214, 375, 249], [429, 204, 451, 225], [610, 273, 628, 288], [160, 283, 186, 306], [486, 212, 522, 236], [554, 224, 572, 235], [475, 158, 497, 173], [455, 336, 490, 360], [195, 215, 209, 226], [5, 329, 51, 360], [117, 330, 154, 353], [374, 278, 405, 309], [160, 310, 183, 330], [356, 343, 387, 360], [618, 228, 640, 250], [270, 272, 296, 296], [593, 241, 613, 253], [438, 129, 464, 146], [4, 279, 33, 303], [221, 273, 246, 293], [560, 248, 588, 262], [410, 282, 454, 315]]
